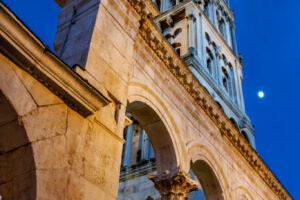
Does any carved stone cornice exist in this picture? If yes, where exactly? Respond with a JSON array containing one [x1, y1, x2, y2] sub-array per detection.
[[148, 168, 200, 200], [128, 0, 292, 199]]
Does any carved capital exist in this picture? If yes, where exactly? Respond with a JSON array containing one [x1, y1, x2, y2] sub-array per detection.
[[148, 168, 199, 200]]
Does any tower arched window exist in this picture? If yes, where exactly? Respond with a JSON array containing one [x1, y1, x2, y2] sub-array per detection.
[[207, 58, 212, 74], [222, 68, 230, 92], [206, 48, 214, 75]]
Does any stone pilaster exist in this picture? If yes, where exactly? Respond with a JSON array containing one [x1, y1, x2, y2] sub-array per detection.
[[187, 13, 196, 54], [148, 168, 199, 200], [215, 46, 222, 83], [230, 20, 238, 55]]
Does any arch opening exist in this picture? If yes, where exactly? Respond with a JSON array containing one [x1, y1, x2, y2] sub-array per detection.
[[0, 91, 36, 199], [118, 101, 178, 199], [190, 160, 225, 200], [125, 101, 177, 172]]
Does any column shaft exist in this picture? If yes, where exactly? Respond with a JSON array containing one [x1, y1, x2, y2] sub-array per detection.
[[196, 14, 204, 62], [230, 21, 238, 54], [123, 123, 134, 167], [188, 14, 195, 53]]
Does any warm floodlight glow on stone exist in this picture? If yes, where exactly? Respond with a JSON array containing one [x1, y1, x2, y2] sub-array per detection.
[[258, 91, 265, 98]]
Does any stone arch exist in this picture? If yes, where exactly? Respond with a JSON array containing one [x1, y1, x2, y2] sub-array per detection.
[[232, 186, 254, 200], [126, 101, 177, 172], [187, 142, 230, 200], [127, 81, 188, 172], [0, 90, 36, 199], [191, 160, 224, 200]]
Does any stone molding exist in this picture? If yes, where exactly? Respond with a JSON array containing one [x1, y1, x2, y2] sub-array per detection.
[[0, 2, 110, 117], [148, 168, 199, 200], [127, 0, 292, 199]]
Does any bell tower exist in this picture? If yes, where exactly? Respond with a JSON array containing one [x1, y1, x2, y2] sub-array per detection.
[[153, 0, 256, 148]]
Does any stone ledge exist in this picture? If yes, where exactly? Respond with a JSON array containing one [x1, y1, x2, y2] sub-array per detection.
[[0, 2, 110, 117]]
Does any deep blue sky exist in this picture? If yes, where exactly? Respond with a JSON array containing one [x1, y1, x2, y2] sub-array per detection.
[[2, 0, 299, 199]]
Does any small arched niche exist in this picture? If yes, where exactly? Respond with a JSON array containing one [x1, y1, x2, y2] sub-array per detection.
[[0, 91, 36, 199], [191, 160, 225, 200]]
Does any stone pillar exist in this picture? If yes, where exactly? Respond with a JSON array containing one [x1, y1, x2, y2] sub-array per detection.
[[232, 64, 241, 105], [215, 48, 222, 83], [233, 64, 245, 110], [187, 14, 196, 54], [123, 123, 134, 167], [230, 20, 238, 55], [225, 18, 232, 47], [195, 14, 204, 63], [236, 66, 245, 110], [211, 0, 217, 26], [148, 168, 199, 200], [143, 132, 151, 160]]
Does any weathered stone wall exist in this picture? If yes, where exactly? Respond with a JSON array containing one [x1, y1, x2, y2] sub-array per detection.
[[0, 52, 123, 199], [0, 0, 292, 199]]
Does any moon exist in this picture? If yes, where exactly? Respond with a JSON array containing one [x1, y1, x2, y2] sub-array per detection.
[[258, 91, 265, 98]]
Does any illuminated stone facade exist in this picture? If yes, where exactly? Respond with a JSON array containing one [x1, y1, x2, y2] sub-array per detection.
[[0, 0, 292, 200]]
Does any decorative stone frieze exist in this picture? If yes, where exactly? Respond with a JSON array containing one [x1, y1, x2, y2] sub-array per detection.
[[148, 168, 200, 200], [127, 0, 292, 199]]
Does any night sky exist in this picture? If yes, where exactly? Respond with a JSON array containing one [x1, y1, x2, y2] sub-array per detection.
[[2, 0, 299, 199]]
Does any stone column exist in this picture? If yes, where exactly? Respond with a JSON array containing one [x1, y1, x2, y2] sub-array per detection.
[[233, 64, 245, 110], [236, 66, 245, 110], [123, 123, 134, 167], [211, 0, 217, 26], [230, 20, 238, 55], [232, 64, 241, 105], [215, 47, 222, 83], [225, 18, 232, 47], [148, 168, 200, 200], [187, 14, 196, 54], [195, 13, 204, 63], [142, 132, 150, 160]]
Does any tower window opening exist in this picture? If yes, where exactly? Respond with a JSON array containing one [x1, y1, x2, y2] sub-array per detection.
[[206, 48, 214, 75], [218, 19, 226, 39], [222, 68, 230, 92], [207, 58, 212, 74]]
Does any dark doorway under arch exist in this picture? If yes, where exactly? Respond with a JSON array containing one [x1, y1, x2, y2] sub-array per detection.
[[191, 160, 224, 200], [125, 101, 178, 172], [118, 101, 179, 199]]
